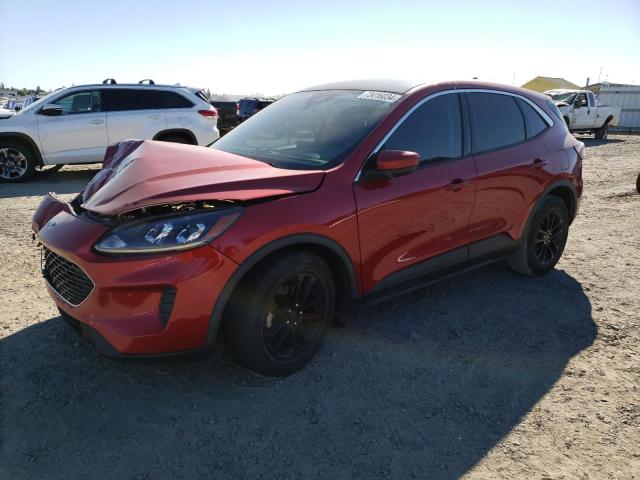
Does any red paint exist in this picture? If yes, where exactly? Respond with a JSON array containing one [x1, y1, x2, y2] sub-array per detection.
[[33, 81, 583, 355]]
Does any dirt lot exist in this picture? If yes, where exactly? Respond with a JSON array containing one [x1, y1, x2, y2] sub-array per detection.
[[1, 135, 638, 479]]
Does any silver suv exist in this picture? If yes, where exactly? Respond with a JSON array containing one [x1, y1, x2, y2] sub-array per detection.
[[0, 80, 219, 182]]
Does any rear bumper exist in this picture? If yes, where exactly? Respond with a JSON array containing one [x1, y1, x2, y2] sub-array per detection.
[[34, 197, 238, 356]]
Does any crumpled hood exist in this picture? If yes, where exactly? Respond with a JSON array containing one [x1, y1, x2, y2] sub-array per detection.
[[80, 140, 325, 215]]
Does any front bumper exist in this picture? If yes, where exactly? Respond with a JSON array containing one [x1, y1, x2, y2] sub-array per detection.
[[34, 195, 238, 355]]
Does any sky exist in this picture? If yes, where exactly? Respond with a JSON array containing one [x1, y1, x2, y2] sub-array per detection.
[[1, 0, 639, 95]]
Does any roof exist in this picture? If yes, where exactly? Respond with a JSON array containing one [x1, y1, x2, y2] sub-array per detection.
[[300, 79, 422, 94], [584, 82, 637, 92], [521, 76, 580, 93]]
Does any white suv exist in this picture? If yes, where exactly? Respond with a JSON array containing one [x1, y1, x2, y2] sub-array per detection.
[[0, 81, 219, 182]]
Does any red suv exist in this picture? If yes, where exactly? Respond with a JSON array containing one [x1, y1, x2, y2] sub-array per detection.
[[33, 80, 583, 376]]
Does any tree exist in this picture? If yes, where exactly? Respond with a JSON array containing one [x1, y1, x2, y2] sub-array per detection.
[[35, 85, 42, 94]]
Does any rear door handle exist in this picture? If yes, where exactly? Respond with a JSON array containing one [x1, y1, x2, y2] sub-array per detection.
[[88, 119, 104, 125], [148, 114, 161, 120], [445, 178, 471, 191], [530, 158, 548, 170]]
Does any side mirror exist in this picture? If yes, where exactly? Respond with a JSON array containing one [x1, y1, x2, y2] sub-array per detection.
[[372, 150, 420, 177], [41, 104, 63, 116], [13, 106, 21, 112]]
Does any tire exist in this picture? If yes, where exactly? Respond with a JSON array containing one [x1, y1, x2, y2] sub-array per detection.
[[157, 134, 193, 145], [222, 252, 335, 377], [508, 196, 569, 276], [0, 141, 37, 182], [594, 123, 609, 140], [636, 172, 640, 194]]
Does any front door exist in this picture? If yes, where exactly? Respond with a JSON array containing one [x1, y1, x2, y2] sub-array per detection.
[[354, 93, 476, 292], [572, 93, 592, 129], [36, 89, 108, 164]]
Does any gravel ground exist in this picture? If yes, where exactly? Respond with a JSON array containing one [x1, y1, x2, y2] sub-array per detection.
[[1, 135, 639, 479]]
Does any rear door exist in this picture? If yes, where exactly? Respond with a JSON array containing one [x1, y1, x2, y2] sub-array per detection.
[[36, 89, 108, 164], [161, 90, 197, 135], [103, 88, 166, 143], [354, 92, 477, 291], [466, 91, 552, 248]]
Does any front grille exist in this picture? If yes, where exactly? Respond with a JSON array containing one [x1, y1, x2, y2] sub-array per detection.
[[42, 247, 94, 306]]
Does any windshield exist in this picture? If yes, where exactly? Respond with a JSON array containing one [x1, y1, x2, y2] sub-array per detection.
[[19, 90, 62, 113], [211, 90, 398, 170], [550, 92, 577, 104]]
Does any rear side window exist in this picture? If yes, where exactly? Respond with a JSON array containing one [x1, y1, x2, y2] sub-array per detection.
[[162, 91, 193, 109], [467, 93, 525, 153], [383, 93, 462, 164], [104, 89, 165, 111], [515, 98, 548, 139]]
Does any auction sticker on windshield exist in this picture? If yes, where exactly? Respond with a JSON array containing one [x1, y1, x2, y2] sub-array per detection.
[[357, 91, 402, 103]]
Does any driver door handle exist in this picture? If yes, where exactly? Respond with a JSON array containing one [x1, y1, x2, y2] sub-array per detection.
[[88, 119, 104, 125]]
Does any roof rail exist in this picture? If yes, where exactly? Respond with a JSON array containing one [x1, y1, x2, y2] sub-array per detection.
[[102, 78, 117, 85], [138, 79, 155, 85]]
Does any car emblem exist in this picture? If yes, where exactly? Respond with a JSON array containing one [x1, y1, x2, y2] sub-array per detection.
[[47, 220, 57, 228]]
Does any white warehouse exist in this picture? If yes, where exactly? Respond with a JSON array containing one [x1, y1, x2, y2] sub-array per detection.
[[586, 83, 640, 132]]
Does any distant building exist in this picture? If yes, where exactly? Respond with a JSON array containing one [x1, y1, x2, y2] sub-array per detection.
[[585, 82, 640, 132], [521, 76, 580, 93]]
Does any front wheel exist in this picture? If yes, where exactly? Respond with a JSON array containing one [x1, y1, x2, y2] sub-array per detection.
[[594, 123, 609, 140], [508, 197, 569, 276], [0, 142, 36, 182], [222, 252, 335, 377]]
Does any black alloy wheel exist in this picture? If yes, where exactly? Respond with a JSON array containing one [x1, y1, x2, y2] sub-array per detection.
[[534, 210, 564, 265], [262, 272, 327, 361], [223, 252, 335, 377]]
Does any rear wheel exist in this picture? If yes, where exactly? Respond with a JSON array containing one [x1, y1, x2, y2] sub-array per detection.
[[223, 252, 335, 377], [508, 197, 569, 276], [636, 172, 640, 194], [0, 142, 36, 182], [594, 123, 609, 140]]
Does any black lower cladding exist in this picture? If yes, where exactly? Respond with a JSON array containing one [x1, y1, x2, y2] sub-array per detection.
[[42, 247, 94, 306]]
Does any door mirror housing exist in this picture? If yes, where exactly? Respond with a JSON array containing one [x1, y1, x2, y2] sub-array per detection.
[[371, 150, 420, 178], [41, 104, 63, 116]]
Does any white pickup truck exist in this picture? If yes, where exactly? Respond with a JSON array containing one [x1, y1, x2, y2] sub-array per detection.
[[545, 89, 621, 139]]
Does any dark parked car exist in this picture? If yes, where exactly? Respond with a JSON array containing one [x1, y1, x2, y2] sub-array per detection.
[[211, 101, 240, 135], [237, 97, 274, 122], [33, 79, 583, 377]]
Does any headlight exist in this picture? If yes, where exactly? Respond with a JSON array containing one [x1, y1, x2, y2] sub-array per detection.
[[94, 208, 242, 254]]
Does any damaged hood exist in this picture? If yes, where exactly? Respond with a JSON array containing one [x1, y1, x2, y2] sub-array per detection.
[[80, 140, 325, 215]]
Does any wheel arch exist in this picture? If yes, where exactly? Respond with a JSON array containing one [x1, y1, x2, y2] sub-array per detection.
[[152, 129, 197, 144], [547, 183, 577, 223], [207, 234, 359, 346], [0, 132, 44, 166]]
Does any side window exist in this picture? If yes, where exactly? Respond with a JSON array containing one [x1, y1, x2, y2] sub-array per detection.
[[516, 98, 549, 139], [104, 89, 165, 111], [162, 91, 194, 109], [467, 92, 525, 153], [587, 92, 596, 107], [53, 90, 101, 114], [574, 93, 587, 108], [383, 93, 462, 164]]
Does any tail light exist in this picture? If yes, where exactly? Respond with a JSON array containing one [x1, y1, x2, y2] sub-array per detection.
[[235, 103, 240, 115], [198, 109, 217, 118]]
